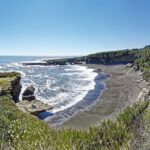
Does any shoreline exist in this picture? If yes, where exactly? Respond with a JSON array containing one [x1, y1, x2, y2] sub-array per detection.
[[58, 64, 147, 129], [3, 62, 147, 130], [44, 66, 108, 126]]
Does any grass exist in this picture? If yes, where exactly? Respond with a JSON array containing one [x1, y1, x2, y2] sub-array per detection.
[[0, 77, 14, 90], [0, 72, 20, 78], [0, 72, 149, 149], [0, 71, 150, 149], [144, 103, 150, 128], [0, 94, 148, 150], [129, 101, 150, 149], [0, 72, 20, 90]]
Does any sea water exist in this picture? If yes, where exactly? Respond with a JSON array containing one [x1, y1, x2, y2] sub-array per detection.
[[0, 56, 108, 125]]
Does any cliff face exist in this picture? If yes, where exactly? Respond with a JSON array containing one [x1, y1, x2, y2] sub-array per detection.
[[86, 56, 135, 64], [0, 72, 22, 102], [86, 49, 139, 64], [10, 75, 22, 102]]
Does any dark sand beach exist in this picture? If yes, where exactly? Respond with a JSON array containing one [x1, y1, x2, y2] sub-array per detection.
[[60, 64, 147, 129]]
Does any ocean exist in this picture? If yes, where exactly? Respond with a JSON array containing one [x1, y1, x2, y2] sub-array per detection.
[[0, 56, 108, 125]]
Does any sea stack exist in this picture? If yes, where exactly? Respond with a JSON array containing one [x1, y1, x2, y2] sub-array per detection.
[[22, 86, 36, 101]]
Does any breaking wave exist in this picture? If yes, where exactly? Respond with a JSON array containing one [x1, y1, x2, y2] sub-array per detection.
[[0, 57, 98, 114]]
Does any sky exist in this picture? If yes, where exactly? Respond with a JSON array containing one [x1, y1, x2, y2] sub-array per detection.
[[0, 0, 150, 56]]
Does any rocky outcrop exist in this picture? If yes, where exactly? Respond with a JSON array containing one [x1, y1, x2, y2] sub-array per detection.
[[23, 63, 49, 66], [23, 86, 35, 95], [125, 63, 133, 68], [0, 72, 22, 102], [16, 100, 53, 115], [0, 72, 53, 116], [10, 75, 22, 102], [22, 56, 86, 66], [22, 86, 36, 101], [20, 85, 53, 115], [133, 65, 139, 72], [0, 87, 7, 96], [23, 95, 36, 101], [94, 68, 102, 73], [86, 49, 140, 65], [136, 88, 150, 102]]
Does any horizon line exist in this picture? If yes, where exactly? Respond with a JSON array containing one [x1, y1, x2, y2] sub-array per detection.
[[0, 55, 84, 57]]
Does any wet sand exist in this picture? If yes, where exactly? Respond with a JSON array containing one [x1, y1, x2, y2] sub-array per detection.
[[60, 64, 147, 129]]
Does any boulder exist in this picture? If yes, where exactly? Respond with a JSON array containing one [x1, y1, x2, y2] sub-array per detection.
[[23, 86, 35, 96], [22, 86, 36, 101], [94, 68, 102, 73], [136, 79, 144, 83], [16, 100, 53, 115], [22, 95, 36, 101], [126, 63, 133, 68], [136, 88, 150, 102], [133, 65, 139, 72]]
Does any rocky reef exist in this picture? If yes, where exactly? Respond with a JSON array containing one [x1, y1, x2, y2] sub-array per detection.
[[22, 57, 86, 66], [16, 100, 53, 115]]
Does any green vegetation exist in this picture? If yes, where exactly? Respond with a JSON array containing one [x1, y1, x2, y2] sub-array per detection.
[[0, 72, 20, 78], [0, 93, 149, 149], [87, 46, 150, 81], [86, 48, 140, 64], [0, 72, 19, 90], [135, 48, 150, 81], [0, 96, 55, 149], [130, 99, 150, 149], [1, 48, 150, 149]]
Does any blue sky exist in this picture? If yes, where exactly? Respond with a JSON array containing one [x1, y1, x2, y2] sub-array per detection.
[[0, 0, 150, 56]]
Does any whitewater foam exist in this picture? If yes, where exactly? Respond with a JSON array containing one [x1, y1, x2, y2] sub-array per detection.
[[37, 65, 98, 113], [0, 57, 98, 115]]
